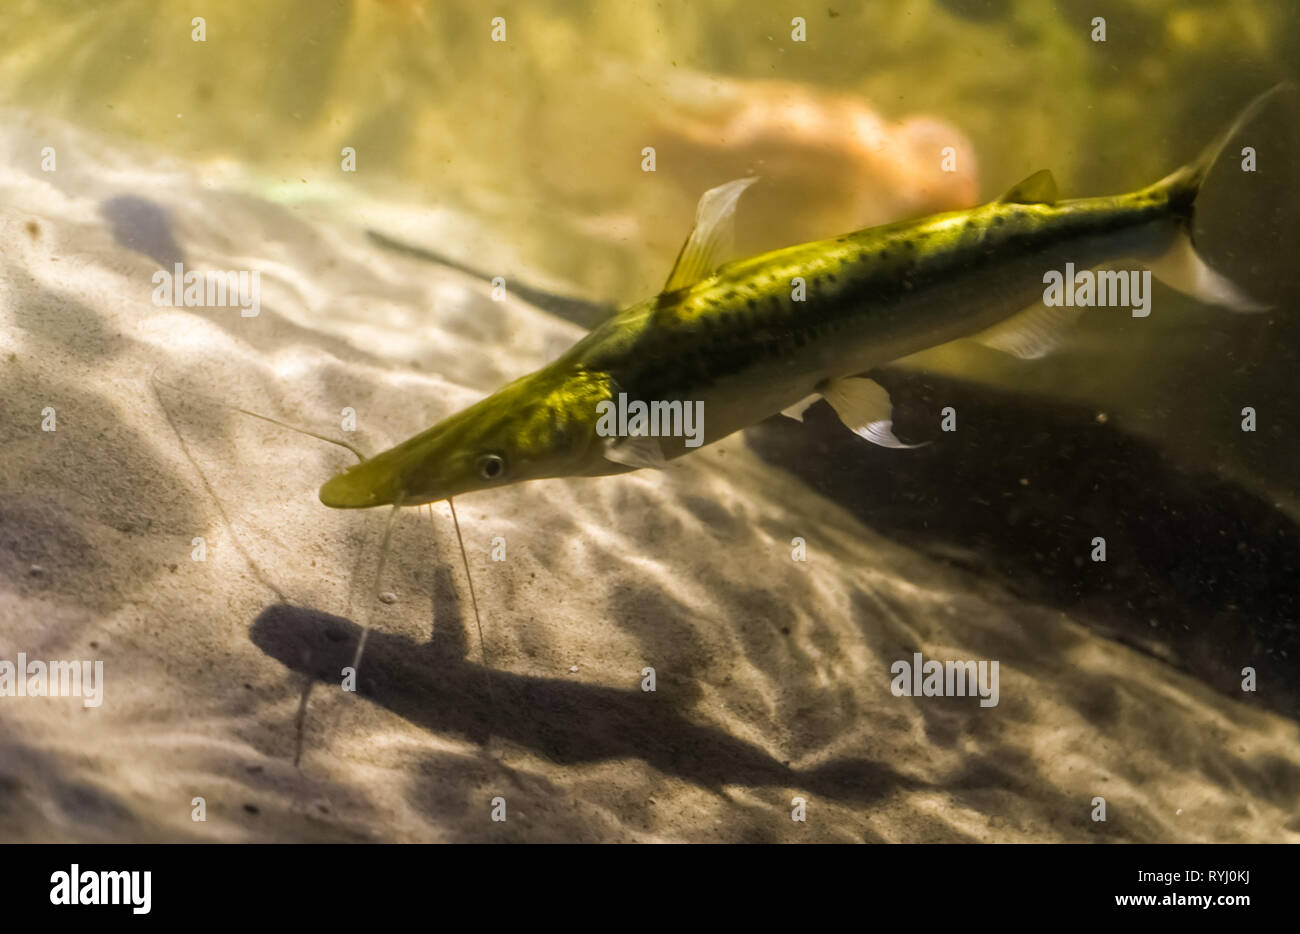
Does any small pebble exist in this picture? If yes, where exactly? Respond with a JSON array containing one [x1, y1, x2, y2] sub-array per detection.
[[378, 592, 397, 605], [29, 564, 44, 577], [569, 665, 579, 673]]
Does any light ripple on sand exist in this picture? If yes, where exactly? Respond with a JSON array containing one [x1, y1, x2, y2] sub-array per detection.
[[0, 112, 1297, 843]]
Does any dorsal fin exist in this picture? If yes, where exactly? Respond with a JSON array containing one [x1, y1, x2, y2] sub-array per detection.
[[999, 169, 1059, 205], [663, 177, 758, 292]]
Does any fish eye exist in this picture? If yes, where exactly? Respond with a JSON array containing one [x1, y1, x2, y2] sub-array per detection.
[[476, 453, 506, 480]]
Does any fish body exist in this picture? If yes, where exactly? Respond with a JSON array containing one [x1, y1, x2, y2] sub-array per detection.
[[566, 182, 1183, 454], [319, 88, 1282, 509]]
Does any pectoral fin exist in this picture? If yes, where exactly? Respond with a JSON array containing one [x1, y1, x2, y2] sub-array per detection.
[[971, 302, 1084, 359], [821, 377, 925, 449], [664, 177, 759, 292], [603, 435, 667, 469]]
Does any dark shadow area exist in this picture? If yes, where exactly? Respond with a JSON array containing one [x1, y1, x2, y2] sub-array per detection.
[[99, 195, 185, 268], [249, 603, 924, 809], [0, 370, 202, 614], [745, 370, 1300, 720], [365, 229, 616, 329], [0, 742, 213, 843], [3, 261, 127, 362]]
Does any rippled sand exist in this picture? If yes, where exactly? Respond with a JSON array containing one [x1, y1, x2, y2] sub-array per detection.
[[1, 115, 1297, 843]]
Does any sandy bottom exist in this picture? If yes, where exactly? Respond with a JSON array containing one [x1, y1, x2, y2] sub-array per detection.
[[1, 113, 1297, 843]]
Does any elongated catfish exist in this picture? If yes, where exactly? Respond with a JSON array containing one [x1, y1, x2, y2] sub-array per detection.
[[319, 87, 1282, 509]]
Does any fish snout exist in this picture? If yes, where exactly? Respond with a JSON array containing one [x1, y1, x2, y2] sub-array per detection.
[[318, 462, 400, 509]]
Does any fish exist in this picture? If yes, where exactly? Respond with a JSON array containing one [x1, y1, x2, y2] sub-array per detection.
[[318, 86, 1285, 510]]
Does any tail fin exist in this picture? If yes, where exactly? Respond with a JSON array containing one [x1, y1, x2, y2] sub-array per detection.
[[1147, 83, 1292, 313]]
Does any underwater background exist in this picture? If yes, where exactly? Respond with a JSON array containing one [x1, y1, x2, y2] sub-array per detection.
[[0, 0, 1298, 842]]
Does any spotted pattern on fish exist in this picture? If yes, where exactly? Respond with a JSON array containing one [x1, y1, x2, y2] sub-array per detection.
[[572, 184, 1179, 403]]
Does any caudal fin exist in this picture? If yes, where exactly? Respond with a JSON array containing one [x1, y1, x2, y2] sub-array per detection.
[[1148, 83, 1292, 313]]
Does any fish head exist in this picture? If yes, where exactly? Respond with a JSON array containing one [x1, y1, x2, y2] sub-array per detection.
[[318, 366, 612, 508]]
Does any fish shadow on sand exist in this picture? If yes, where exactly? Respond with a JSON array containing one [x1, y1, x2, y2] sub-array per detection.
[[99, 195, 185, 269], [746, 370, 1300, 720], [248, 603, 928, 812]]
